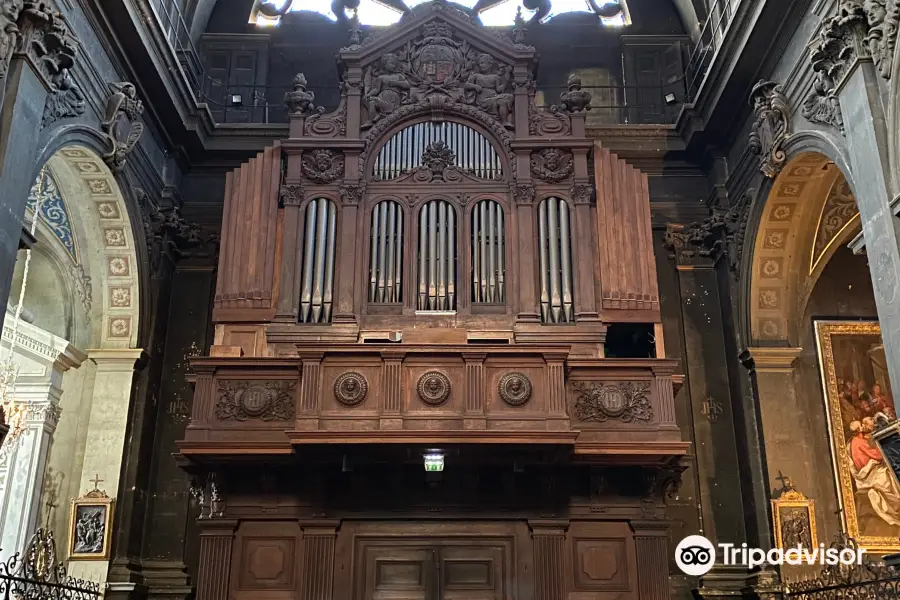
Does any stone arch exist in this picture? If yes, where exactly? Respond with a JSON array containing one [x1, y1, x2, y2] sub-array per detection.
[[748, 152, 862, 344]]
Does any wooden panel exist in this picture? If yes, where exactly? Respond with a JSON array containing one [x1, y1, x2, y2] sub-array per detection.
[[593, 144, 660, 318], [215, 142, 282, 317], [232, 521, 301, 600], [363, 547, 431, 600], [566, 521, 638, 600], [439, 546, 504, 600]]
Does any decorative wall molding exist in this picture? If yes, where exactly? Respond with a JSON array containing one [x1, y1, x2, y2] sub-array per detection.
[[100, 82, 144, 173], [215, 380, 296, 421], [570, 381, 653, 423], [748, 80, 792, 178]]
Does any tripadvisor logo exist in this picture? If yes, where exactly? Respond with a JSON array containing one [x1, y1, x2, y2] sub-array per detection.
[[674, 535, 866, 577]]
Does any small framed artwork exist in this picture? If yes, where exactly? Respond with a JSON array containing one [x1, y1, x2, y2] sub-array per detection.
[[771, 481, 818, 550], [68, 487, 114, 560]]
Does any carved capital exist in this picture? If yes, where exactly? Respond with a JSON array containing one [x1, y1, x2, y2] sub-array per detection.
[[339, 184, 362, 205], [570, 183, 594, 205], [281, 183, 303, 206], [748, 80, 791, 178], [513, 184, 534, 205]]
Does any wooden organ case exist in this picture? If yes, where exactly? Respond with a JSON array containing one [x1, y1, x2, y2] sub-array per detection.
[[180, 4, 688, 600]]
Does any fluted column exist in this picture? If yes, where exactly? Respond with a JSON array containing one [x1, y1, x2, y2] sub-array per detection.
[[544, 351, 568, 428], [297, 352, 323, 430], [515, 191, 540, 323], [630, 521, 670, 600], [529, 520, 568, 600], [195, 520, 238, 600], [463, 353, 486, 430], [380, 351, 404, 429], [275, 187, 303, 322], [299, 521, 340, 600], [0, 317, 84, 563]]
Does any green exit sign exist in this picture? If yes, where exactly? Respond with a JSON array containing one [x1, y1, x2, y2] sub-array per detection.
[[424, 452, 444, 472]]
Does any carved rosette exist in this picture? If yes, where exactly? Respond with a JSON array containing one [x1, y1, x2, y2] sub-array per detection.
[[498, 372, 532, 407], [215, 380, 296, 421], [571, 381, 653, 423], [301, 149, 345, 184], [530, 149, 574, 183], [334, 372, 369, 407], [417, 371, 451, 406]]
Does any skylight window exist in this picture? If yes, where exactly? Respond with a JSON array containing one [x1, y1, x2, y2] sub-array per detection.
[[249, 0, 629, 27]]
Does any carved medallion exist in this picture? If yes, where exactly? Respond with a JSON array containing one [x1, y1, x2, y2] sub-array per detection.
[[571, 381, 652, 423], [417, 371, 451, 406], [498, 372, 532, 407], [334, 372, 369, 407], [530, 149, 573, 183], [301, 149, 345, 184], [215, 380, 296, 421]]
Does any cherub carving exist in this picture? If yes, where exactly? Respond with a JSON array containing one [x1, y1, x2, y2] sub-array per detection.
[[530, 148, 574, 183], [363, 53, 410, 127], [465, 53, 514, 128]]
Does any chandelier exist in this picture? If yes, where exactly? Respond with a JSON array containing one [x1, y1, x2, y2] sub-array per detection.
[[0, 167, 48, 454]]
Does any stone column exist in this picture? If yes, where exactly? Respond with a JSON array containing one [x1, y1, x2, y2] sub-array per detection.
[[73, 348, 143, 584], [0, 313, 84, 561], [831, 37, 900, 389], [0, 8, 79, 331]]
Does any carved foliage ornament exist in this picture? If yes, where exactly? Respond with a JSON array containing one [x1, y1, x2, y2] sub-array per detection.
[[334, 372, 368, 407], [417, 370, 451, 406], [530, 148, 573, 183], [301, 149, 345, 184], [215, 380, 296, 421], [100, 82, 144, 173], [571, 380, 653, 423], [748, 80, 792, 179], [414, 140, 465, 182], [498, 372, 532, 407]]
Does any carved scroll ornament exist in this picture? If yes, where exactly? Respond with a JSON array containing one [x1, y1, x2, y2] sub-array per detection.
[[571, 380, 653, 423], [748, 80, 791, 178], [215, 380, 296, 421], [100, 82, 144, 172]]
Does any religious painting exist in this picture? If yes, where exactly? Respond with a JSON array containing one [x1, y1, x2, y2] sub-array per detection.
[[771, 479, 818, 551], [815, 320, 899, 552], [68, 488, 114, 560]]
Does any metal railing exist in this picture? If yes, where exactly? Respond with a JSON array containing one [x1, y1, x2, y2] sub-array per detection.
[[148, 0, 206, 101], [202, 83, 340, 124], [685, 0, 741, 102], [536, 83, 684, 125], [0, 529, 101, 600]]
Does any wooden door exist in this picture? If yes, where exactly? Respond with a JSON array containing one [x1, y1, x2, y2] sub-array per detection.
[[356, 542, 508, 600]]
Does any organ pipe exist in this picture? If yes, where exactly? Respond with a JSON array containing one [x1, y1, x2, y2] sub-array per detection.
[[471, 200, 506, 304], [417, 199, 456, 311], [368, 200, 404, 303], [299, 198, 338, 323], [373, 122, 502, 181], [538, 197, 574, 324]]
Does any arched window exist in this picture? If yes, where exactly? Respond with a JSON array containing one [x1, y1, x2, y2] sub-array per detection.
[[471, 200, 505, 303], [299, 198, 337, 323], [417, 199, 456, 311], [368, 200, 404, 303], [537, 197, 574, 323]]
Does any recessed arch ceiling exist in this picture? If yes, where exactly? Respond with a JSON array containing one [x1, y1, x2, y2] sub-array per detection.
[[249, 0, 630, 27]]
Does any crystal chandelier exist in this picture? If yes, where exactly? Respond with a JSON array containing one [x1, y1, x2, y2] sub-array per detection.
[[0, 167, 48, 454]]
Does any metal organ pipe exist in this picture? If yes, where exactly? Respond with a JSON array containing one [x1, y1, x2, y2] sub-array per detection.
[[299, 198, 338, 323], [368, 200, 404, 303], [417, 199, 456, 311], [538, 197, 575, 324], [471, 200, 506, 304], [373, 122, 503, 180]]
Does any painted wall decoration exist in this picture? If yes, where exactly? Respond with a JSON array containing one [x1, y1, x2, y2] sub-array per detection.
[[26, 169, 77, 262], [815, 320, 898, 552]]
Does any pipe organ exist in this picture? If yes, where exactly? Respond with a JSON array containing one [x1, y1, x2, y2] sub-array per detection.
[[185, 7, 684, 600]]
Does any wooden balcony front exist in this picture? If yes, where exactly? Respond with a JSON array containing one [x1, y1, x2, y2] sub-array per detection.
[[178, 345, 686, 465]]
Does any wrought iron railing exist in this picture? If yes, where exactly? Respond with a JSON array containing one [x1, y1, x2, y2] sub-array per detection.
[[148, 0, 206, 101], [536, 83, 683, 125], [685, 0, 742, 102], [0, 529, 101, 600]]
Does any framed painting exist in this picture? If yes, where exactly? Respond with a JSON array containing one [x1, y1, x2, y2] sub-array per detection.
[[771, 485, 818, 551], [815, 320, 898, 552], [68, 489, 114, 560]]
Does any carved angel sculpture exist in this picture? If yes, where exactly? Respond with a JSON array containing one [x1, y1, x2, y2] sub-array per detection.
[[464, 53, 514, 128], [0, 1, 20, 82], [363, 53, 410, 127], [101, 82, 144, 173]]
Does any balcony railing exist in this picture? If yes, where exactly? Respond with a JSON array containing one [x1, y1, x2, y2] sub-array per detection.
[[685, 0, 741, 102], [200, 82, 683, 126], [149, 0, 206, 100]]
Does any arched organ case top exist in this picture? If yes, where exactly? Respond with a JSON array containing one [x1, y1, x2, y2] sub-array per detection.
[[374, 121, 503, 181]]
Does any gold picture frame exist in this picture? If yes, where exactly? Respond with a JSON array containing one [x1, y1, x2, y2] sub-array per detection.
[[68, 487, 114, 560], [771, 485, 818, 551], [815, 319, 898, 553]]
